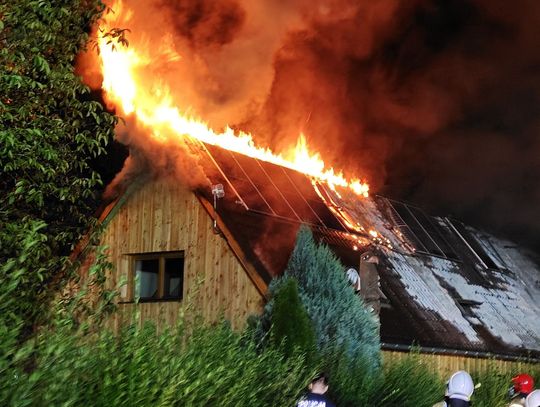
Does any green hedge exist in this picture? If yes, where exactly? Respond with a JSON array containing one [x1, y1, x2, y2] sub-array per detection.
[[3, 319, 537, 407], [1, 318, 312, 407]]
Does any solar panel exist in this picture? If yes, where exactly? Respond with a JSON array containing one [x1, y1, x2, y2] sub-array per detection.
[[385, 198, 459, 260], [407, 206, 458, 260], [230, 151, 298, 219], [446, 219, 500, 269], [386, 202, 428, 252], [391, 201, 445, 256], [200, 143, 347, 232]]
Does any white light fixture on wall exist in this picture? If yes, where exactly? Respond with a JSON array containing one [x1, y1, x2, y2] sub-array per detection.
[[211, 183, 225, 200], [211, 184, 225, 233]]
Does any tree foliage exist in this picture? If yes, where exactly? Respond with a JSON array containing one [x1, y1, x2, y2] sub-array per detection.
[[270, 277, 317, 364], [0, 0, 117, 333], [282, 226, 380, 371]]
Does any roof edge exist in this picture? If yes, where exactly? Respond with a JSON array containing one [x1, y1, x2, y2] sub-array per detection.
[[381, 342, 540, 363], [196, 194, 269, 299]]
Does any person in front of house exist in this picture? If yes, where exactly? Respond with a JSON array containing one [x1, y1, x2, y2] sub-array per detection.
[[296, 372, 335, 407], [433, 370, 475, 407], [508, 373, 535, 406], [525, 390, 540, 407]]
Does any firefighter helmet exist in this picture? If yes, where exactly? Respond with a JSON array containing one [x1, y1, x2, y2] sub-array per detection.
[[511, 373, 535, 396], [525, 390, 540, 407], [447, 370, 474, 401]]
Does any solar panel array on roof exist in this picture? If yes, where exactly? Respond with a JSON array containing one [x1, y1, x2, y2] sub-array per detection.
[[384, 198, 459, 260], [200, 143, 346, 231]]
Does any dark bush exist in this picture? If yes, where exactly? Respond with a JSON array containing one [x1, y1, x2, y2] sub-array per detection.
[[270, 277, 317, 365]]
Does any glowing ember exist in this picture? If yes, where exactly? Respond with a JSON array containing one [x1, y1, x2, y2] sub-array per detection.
[[96, 1, 369, 196]]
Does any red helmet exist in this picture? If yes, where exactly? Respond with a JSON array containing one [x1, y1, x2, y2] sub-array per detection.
[[512, 374, 535, 395]]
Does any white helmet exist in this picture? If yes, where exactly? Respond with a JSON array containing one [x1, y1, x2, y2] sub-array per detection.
[[447, 371, 474, 401], [526, 390, 540, 407]]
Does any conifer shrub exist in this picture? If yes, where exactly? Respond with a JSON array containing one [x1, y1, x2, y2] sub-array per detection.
[[270, 277, 317, 364], [262, 226, 380, 371], [323, 347, 379, 406]]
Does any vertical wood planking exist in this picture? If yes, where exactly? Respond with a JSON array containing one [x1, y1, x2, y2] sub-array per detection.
[[382, 350, 539, 378], [101, 179, 264, 331]]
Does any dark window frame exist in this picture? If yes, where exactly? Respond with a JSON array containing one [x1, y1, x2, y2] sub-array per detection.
[[383, 197, 460, 261], [129, 251, 185, 303]]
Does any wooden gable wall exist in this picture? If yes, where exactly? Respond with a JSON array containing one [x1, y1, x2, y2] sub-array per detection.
[[101, 178, 265, 331]]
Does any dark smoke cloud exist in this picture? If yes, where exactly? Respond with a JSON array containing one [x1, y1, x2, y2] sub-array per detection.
[[162, 0, 246, 49], [239, 0, 540, 252]]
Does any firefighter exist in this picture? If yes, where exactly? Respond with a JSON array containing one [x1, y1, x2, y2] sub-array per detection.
[[296, 372, 335, 407], [345, 267, 361, 293], [508, 374, 535, 406], [525, 390, 540, 407], [433, 371, 475, 407]]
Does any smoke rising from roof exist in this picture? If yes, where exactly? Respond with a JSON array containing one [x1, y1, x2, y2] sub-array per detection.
[[87, 0, 540, 252], [102, 117, 209, 201], [241, 0, 540, 252]]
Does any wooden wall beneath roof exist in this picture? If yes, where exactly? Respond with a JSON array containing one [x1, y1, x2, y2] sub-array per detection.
[[382, 350, 539, 378], [100, 178, 264, 331]]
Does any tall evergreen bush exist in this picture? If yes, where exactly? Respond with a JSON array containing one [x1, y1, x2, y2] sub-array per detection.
[[270, 277, 317, 364], [278, 226, 380, 371]]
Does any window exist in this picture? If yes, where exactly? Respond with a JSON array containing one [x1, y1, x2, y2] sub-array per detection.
[[131, 252, 184, 301]]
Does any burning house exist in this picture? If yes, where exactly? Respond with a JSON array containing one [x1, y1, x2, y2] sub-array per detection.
[[97, 139, 540, 368], [86, 0, 540, 373]]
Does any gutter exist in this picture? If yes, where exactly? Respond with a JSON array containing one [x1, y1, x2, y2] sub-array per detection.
[[381, 342, 540, 363]]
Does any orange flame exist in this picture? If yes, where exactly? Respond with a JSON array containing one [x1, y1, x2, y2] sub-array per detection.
[[97, 1, 369, 196]]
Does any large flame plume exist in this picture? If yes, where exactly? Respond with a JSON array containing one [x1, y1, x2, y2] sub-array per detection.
[[96, 0, 369, 197]]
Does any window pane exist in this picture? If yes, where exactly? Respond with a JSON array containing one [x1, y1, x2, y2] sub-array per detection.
[[164, 257, 184, 299], [135, 259, 159, 300]]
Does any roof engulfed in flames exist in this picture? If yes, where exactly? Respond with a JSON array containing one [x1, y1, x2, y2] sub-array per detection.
[[97, 0, 369, 197]]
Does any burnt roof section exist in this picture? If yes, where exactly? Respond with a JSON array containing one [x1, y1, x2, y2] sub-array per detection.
[[324, 187, 540, 357]]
